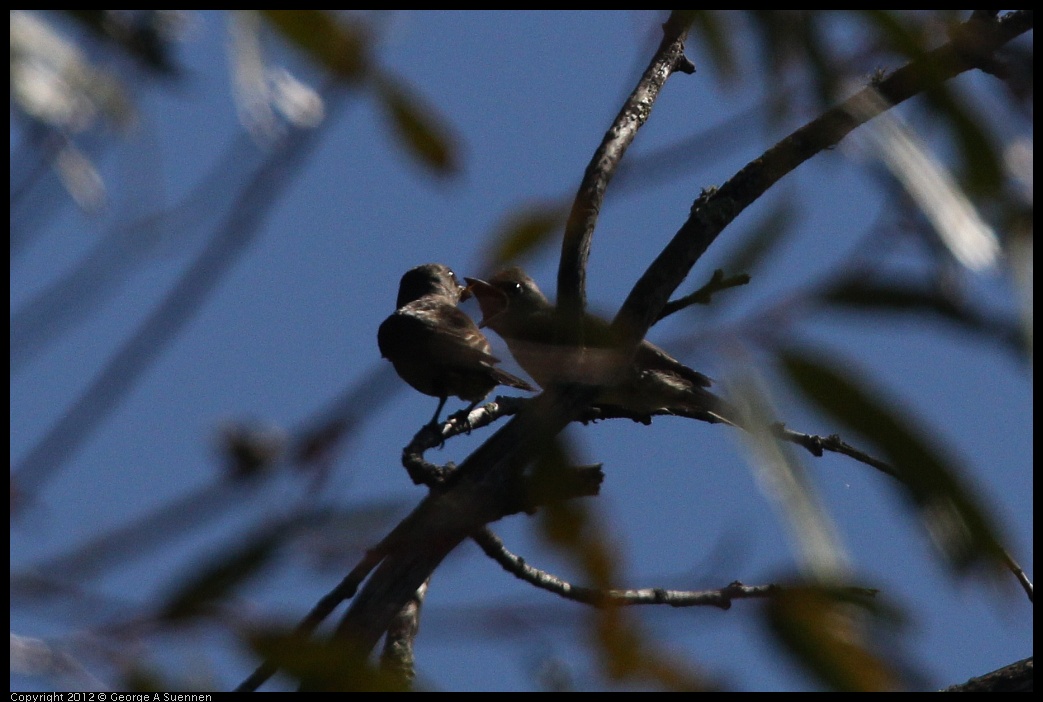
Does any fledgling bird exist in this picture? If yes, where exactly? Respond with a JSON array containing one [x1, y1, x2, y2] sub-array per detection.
[[465, 267, 744, 428], [378, 263, 535, 429]]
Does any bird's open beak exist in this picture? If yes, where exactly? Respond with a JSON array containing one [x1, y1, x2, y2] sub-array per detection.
[[464, 277, 508, 329]]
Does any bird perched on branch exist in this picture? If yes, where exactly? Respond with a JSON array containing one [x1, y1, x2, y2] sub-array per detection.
[[465, 267, 743, 428], [378, 263, 535, 429]]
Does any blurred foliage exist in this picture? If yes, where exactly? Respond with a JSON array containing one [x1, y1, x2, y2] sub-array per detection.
[[260, 10, 369, 81], [765, 583, 903, 691], [533, 438, 708, 691], [251, 629, 409, 692], [261, 10, 459, 174], [9, 10, 1031, 693], [10, 11, 137, 132], [159, 531, 281, 622], [819, 276, 1027, 358], [483, 198, 571, 270], [374, 74, 460, 176], [779, 348, 1008, 573], [63, 10, 183, 75], [714, 198, 796, 282]]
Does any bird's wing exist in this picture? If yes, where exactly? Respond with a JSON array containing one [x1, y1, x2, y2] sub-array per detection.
[[634, 339, 713, 388], [387, 301, 501, 368]]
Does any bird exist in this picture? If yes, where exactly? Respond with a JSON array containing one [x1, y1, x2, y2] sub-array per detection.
[[465, 267, 743, 427], [378, 263, 535, 429]]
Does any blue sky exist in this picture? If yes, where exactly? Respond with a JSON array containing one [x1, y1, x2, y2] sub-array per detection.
[[11, 11, 1032, 691]]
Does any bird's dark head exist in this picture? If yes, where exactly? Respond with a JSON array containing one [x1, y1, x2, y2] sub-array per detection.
[[395, 263, 465, 308], [465, 267, 550, 330]]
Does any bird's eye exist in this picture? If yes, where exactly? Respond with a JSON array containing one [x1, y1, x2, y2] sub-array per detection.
[[512, 282, 522, 295]]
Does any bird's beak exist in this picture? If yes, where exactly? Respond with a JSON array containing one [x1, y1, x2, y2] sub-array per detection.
[[464, 277, 508, 329]]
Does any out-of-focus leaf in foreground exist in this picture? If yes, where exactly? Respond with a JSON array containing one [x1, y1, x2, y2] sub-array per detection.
[[533, 438, 708, 691], [375, 75, 460, 176], [484, 199, 570, 269], [765, 583, 903, 691], [261, 10, 368, 81], [251, 629, 407, 691], [779, 349, 1008, 573], [819, 278, 1026, 358]]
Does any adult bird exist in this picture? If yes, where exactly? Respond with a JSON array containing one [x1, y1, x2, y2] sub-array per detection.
[[465, 267, 743, 427], [378, 263, 534, 429]]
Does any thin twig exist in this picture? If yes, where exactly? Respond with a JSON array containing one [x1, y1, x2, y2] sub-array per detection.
[[473, 527, 876, 608], [654, 270, 751, 323], [999, 550, 1034, 602]]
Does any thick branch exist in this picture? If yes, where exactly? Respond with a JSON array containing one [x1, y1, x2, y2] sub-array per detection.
[[941, 656, 1033, 692], [379, 581, 427, 689], [328, 386, 600, 658]]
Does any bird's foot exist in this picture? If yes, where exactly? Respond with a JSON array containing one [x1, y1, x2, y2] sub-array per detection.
[[448, 406, 476, 435], [423, 421, 447, 449]]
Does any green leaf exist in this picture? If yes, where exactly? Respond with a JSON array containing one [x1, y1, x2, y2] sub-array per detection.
[[160, 533, 279, 621], [375, 75, 460, 176], [485, 199, 569, 267], [689, 11, 738, 81], [820, 279, 1025, 357], [261, 10, 367, 81], [779, 349, 1007, 572], [251, 628, 407, 691], [765, 583, 902, 691]]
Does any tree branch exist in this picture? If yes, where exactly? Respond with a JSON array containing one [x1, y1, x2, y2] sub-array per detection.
[[379, 581, 427, 690], [475, 528, 878, 609], [235, 11, 1033, 690], [557, 11, 695, 321], [653, 269, 751, 323], [941, 656, 1033, 692], [612, 10, 1033, 346]]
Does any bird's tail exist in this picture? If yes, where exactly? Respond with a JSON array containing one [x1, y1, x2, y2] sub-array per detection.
[[492, 368, 536, 393]]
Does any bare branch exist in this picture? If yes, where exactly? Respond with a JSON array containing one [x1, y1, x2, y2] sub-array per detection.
[[473, 527, 839, 609], [235, 546, 387, 692], [557, 11, 695, 320], [380, 581, 428, 690], [940, 656, 1033, 692], [612, 11, 1033, 346], [654, 270, 751, 323], [237, 11, 1033, 691]]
